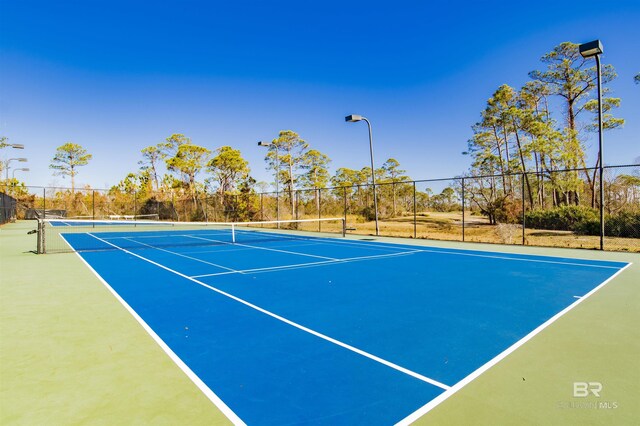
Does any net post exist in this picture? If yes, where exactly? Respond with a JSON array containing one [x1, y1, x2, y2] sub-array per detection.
[[36, 220, 41, 254], [341, 218, 346, 237], [37, 219, 44, 254]]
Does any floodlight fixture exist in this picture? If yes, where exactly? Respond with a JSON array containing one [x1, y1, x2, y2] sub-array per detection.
[[5, 157, 28, 180], [579, 40, 603, 58], [13, 167, 29, 178]]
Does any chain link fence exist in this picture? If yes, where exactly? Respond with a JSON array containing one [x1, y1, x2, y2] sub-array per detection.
[[0, 191, 17, 224], [2, 164, 638, 252]]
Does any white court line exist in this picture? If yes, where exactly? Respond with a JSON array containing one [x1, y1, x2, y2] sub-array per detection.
[[413, 248, 623, 269], [233, 232, 415, 253], [262, 234, 625, 269], [185, 234, 340, 261], [87, 233, 450, 392], [179, 239, 395, 257], [190, 250, 421, 278], [104, 231, 230, 240], [181, 242, 317, 256], [284, 235, 622, 269], [396, 261, 632, 425], [58, 234, 246, 425], [299, 236, 623, 269], [121, 237, 240, 273]]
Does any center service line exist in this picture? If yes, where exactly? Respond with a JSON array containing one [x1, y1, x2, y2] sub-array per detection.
[[87, 233, 451, 391]]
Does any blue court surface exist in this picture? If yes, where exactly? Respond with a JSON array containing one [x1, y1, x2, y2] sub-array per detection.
[[61, 228, 628, 425]]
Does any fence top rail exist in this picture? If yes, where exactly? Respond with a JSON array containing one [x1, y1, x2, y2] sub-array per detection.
[[3, 164, 638, 195]]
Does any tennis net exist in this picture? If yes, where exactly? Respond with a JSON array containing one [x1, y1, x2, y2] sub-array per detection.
[[36, 217, 346, 254], [67, 214, 160, 221]]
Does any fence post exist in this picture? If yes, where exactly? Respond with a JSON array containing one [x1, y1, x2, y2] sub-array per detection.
[[92, 190, 95, 223], [600, 171, 605, 250], [172, 191, 176, 221], [343, 187, 347, 228], [318, 188, 322, 232], [413, 182, 417, 239], [462, 178, 465, 242], [43, 187, 46, 219], [522, 175, 525, 245], [203, 193, 208, 222], [260, 193, 264, 221], [213, 193, 218, 222]]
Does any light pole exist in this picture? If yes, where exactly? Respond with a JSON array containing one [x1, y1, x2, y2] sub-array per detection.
[[579, 39, 604, 250], [258, 141, 280, 226], [6, 158, 28, 180], [12, 168, 29, 179], [9, 144, 25, 149], [345, 114, 379, 236]]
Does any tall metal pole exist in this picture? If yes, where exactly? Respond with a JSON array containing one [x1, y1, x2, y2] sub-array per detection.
[[6, 158, 28, 180], [275, 144, 280, 228], [579, 40, 605, 250], [461, 178, 465, 242], [343, 186, 347, 227], [522, 175, 526, 245], [413, 181, 417, 239], [362, 117, 379, 236], [318, 188, 322, 232], [596, 54, 604, 250]]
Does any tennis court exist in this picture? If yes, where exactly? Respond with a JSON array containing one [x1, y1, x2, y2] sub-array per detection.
[[35, 218, 630, 424]]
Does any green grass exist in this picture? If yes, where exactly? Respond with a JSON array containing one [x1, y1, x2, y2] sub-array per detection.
[[1, 220, 638, 425], [0, 221, 229, 425]]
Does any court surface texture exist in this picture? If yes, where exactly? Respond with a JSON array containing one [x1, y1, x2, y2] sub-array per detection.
[[60, 228, 629, 425]]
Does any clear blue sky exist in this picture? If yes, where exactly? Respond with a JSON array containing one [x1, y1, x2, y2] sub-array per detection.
[[1, 0, 639, 190]]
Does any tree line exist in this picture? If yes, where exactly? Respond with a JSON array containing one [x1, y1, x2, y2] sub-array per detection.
[[2, 42, 638, 224], [462, 42, 639, 224]]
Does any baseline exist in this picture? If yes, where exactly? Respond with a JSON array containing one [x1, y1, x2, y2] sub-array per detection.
[[397, 262, 632, 425], [86, 232, 450, 391]]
